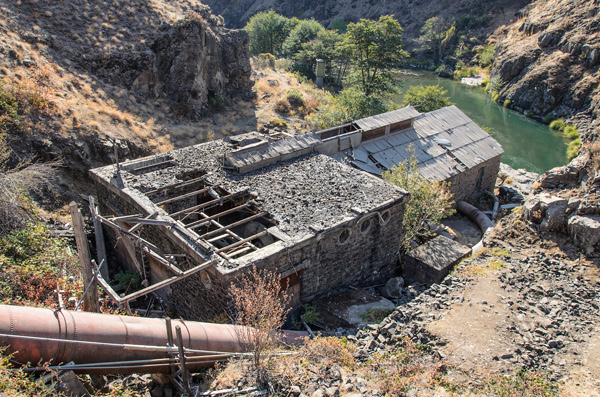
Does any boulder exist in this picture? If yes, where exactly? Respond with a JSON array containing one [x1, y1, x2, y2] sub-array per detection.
[[384, 277, 404, 298], [523, 193, 568, 232], [568, 215, 600, 255], [540, 156, 587, 189]]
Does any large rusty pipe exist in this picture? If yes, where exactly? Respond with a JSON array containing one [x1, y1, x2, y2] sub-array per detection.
[[456, 200, 494, 233], [0, 305, 306, 374]]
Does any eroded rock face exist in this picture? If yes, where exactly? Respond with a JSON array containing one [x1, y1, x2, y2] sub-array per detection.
[[491, 0, 600, 133], [133, 11, 252, 118]]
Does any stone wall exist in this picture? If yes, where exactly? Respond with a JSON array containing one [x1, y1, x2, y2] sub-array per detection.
[[95, 172, 406, 321], [166, 198, 405, 321], [447, 155, 502, 202]]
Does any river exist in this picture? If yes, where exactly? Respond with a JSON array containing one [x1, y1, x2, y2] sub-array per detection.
[[395, 71, 568, 174]]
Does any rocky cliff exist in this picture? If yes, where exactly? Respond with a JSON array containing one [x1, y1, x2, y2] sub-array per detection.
[[0, 0, 252, 186], [491, 0, 600, 135], [203, 0, 529, 39], [133, 11, 252, 118]]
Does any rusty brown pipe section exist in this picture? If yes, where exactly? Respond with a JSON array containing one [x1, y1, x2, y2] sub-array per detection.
[[0, 305, 306, 374]]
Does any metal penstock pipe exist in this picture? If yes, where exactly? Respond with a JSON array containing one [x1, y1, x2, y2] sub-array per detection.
[[0, 305, 306, 374]]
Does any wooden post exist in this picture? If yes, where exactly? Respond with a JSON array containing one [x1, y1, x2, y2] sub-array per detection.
[[69, 202, 99, 312], [175, 325, 190, 393], [89, 196, 108, 280]]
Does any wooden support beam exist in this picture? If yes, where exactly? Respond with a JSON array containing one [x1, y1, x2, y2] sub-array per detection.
[[128, 212, 158, 234], [92, 260, 123, 304], [226, 246, 254, 258], [154, 187, 210, 206], [144, 176, 206, 196], [186, 203, 251, 230], [198, 217, 259, 251], [215, 230, 269, 254], [99, 215, 187, 277], [143, 247, 184, 276], [69, 202, 99, 313], [130, 160, 174, 174], [89, 196, 108, 280], [169, 190, 248, 219], [98, 215, 165, 254], [198, 212, 267, 240], [120, 218, 176, 227], [119, 259, 215, 303]]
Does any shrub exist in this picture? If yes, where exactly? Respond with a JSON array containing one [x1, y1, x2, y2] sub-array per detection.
[[361, 307, 393, 323], [503, 99, 512, 108], [382, 145, 455, 251], [563, 125, 579, 139], [490, 90, 500, 102], [402, 85, 453, 112], [229, 266, 291, 377], [454, 66, 479, 78], [285, 89, 305, 108], [269, 118, 288, 129], [274, 99, 291, 114], [542, 113, 555, 124], [0, 133, 55, 235], [567, 138, 581, 160], [0, 223, 80, 307], [549, 119, 566, 131], [482, 369, 558, 396]]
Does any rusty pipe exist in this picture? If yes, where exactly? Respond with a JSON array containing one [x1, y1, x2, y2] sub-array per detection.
[[0, 305, 306, 374], [456, 200, 494, 233]]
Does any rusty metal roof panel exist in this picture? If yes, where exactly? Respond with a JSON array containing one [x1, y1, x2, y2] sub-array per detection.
[[355, 106, 420, 131]]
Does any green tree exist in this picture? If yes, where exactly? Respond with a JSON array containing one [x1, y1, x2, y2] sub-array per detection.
[[382, 146, 455, 252], [345, 15, 408, 96], [294, 29, 349, 83], [282, 19, 325, 57], [402, 84, 453, 112], [309, 87, 391, 129], [244, 10, 297, 55], [418, 17, 446, 60]]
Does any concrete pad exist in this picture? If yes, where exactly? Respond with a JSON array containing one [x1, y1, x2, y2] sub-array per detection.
[[311, 289, 396, 327]]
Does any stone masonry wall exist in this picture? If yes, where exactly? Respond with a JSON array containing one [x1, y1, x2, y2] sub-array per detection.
[[94, 176, 406, 322], [447, 155, 502, 202]]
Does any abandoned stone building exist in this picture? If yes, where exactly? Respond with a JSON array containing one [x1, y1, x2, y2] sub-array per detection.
[[90, 105, 502, 321], [312, 105, 504, 201]]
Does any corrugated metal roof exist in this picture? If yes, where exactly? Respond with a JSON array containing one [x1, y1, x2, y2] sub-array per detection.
[[350, 106, 504, 181], [355, 106, 420, 131]]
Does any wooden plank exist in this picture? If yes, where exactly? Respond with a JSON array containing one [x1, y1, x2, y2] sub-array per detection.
[[170, 191, 247, 219], [69, 202, 99, 312], [89, 196, 108, 280], [198, 212, 267, 240], [155, 187, 210, 206], [143, 247, 184, 276], [185, 203, 251, 230], [144, 176, 206, 196], [93, 260, 123, 304], [214, 231, 269, 254], [225, 246, 254, 258], [120, 259, 215, 303]]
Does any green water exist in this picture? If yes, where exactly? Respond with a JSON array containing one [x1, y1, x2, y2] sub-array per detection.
[[395, 71, 568, 174]]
